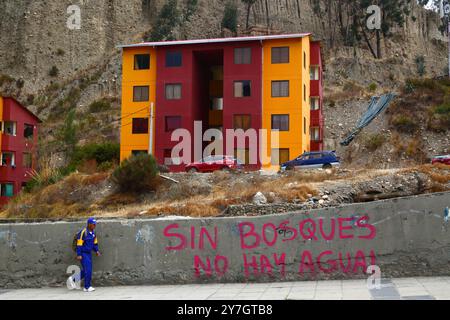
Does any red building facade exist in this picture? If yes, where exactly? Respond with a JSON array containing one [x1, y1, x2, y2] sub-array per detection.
[[0, 97, 40, 206], [309, 41, 324, 151]]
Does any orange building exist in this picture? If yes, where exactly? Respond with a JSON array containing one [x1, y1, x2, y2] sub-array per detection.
[[119, 34, 324, 170]]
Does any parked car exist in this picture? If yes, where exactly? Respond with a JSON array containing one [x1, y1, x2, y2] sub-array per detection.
[[185, 155, 243, 173], [432, 154, 450, 166], [280, 151, 340, 171]]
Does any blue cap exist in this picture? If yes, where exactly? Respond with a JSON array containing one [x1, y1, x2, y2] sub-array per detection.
[[87, 217, 97, 225]]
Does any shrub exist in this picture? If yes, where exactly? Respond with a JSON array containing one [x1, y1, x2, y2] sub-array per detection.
[[111, 154, 159, 193], [49, 66, 59, 77], [367, 83, 377, 92], [365, 133, 386, 151], [148, 0, 179, 41], [390, 114, 419, 133], [56, 48, 65, 56], [88, 99, 111, 113], [71, 142, 120, 167], [222, 1, 238, 33], [415, 55, 426, 77]]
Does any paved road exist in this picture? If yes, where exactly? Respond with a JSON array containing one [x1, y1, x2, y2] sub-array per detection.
[[1, 277, 450, 300]]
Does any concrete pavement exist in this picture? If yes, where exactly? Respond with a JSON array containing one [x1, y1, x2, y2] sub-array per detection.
[[1, 277, 450, 300]]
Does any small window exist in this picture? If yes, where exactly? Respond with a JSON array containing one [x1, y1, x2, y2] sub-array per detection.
[[304, 84, 306, 101], [233, 115, 251, 130], [133, 86, 149, 102], [165, 84, 182, 100], [304, 117, 307, 134], [234, 48, 251, 64], [310, 127, 320, 141], [271, 115, 289, 131], [165, 116, 182, 132], [304, 51, 306, 69], [1, 152, 15, 167], [24, 124, 34, 139], [166, 51, 182, 67], [134, 54, 150, 70], [0, 183, 14, 197], [23, 153, 32, 169], [234, 81, 251, 97], [310, 98, 320, 110], [271, 81, 289, 97], [271, 47, 289, 64], [310, 66, 319, 80], [3, 121, 16, 136], [132, 118, 149, 134], [271, 148, 290, 165], [132, 150, 148, 156]]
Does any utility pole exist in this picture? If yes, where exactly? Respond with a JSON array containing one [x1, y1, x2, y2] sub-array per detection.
[[149, 102, 154, 156]]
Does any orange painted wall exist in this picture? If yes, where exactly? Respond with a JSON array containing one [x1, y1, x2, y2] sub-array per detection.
[[261, 36, 311, 168], [120, 47, 157, 161]]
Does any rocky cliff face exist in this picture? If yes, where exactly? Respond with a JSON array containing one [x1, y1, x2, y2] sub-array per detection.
[[0, 0, 448, 165]]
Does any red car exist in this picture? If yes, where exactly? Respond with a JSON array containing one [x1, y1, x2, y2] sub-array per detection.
[[432, 155, 450, 166], [185, 155, 243, 173]]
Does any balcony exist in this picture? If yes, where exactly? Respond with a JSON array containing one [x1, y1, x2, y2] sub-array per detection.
[[310, 79, 322, 98]]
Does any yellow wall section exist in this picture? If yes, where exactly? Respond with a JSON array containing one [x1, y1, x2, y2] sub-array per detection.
[[261, 36, 311, 167], [120, 47, 157, 161]]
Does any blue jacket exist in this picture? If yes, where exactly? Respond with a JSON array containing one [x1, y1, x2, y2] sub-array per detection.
[[76, 228, 99, 256]]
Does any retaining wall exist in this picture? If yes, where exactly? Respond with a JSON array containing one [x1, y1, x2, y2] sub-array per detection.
[[0, 192, 449, 288]]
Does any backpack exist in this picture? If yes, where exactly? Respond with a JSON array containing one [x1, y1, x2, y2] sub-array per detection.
[[72, 228, 85, 252]]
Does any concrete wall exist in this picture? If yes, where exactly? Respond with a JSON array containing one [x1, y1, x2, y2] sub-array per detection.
[[1, 192, 449, 289]]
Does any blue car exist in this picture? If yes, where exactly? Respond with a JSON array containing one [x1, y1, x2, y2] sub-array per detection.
[[281, 151, 340, 171]]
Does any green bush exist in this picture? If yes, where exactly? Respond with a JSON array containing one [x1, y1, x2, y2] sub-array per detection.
[[88, 99, 111, 113], [71, 142, 120, 167], [111, 154, 159, 193], [364, 133, 386, 151], [391, 114, 419, 133], [368, 83, 377, 92], [415, 55, 426, 77], [49, 66, 59, 77], [222, 1, 238, 33]]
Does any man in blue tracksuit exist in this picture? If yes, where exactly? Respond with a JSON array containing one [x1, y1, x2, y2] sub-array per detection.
[[69, 217, 101, 292]]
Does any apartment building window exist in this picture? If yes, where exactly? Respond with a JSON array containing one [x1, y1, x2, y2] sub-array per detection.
[[132, 118, 149, 134], [310, 97, 320, 110], [304, 117, 307, 134], [271, 81, 289, 97], [166, 51, 182, 67], [23, 153, 32, 169], [271, 148, 290, 165], [310, 66, 319, 80], [304, 51, 306, 69], [165, 84, 182, 100], [271, 47, 289, 64], [132, 150, 148, 156], [233, 115, 251, 130], [0, 183, 13, 198], [304, 84, 307, 102], [3, 121, 16, 136], [1, 152, 15, 167], [271, 115, 289, 131], [24, 124, 34, 139], [234, 48, 251, 64], [234, 81, 251, 97], [134, 54, 150, 70], [133, 86, 149, 102], [310, 127, 320, 141], [165, 116, 182, 132]]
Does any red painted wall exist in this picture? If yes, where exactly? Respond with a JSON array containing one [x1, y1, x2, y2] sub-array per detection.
[[310, 41, 324, 152], [155, 41, 262, 171], [0, 98, 39, 205]]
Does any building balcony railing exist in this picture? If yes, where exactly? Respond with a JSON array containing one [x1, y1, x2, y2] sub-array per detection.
[[310, 79, 322, 98]]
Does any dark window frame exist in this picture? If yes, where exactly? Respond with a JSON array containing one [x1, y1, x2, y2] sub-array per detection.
[[132, 118, 149, 134], [134, 54, 150, 70], [166, 51, 182, 67], [133, 86, 150, 102], [271, 114, 290, 131], [165, 83, 182, 100], [234, 47, 252, 64], [24, 124, 34, 139], [271, 81, 289, 98], [165, 116, 182, 132], [271, 47, 290, 64], [233, 80, 252, 98], [233, 114, 252, 131]]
